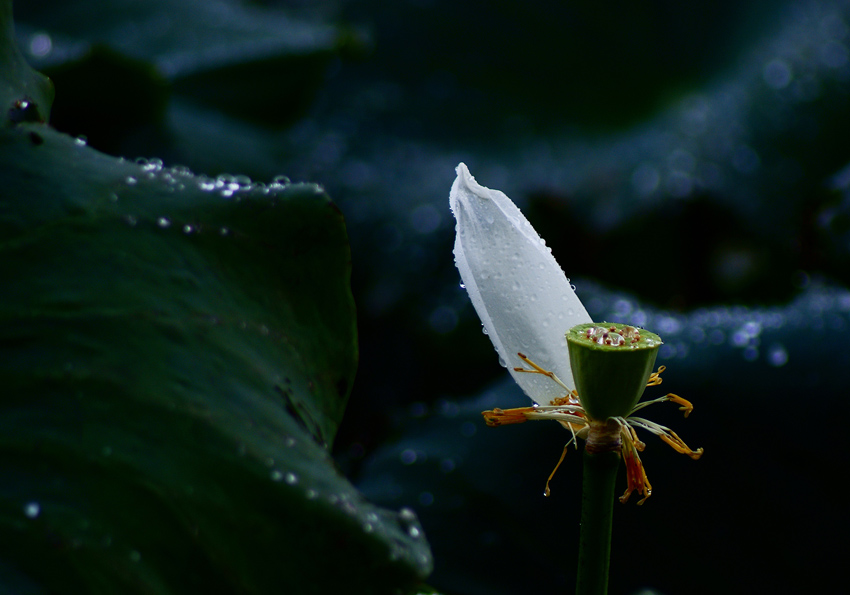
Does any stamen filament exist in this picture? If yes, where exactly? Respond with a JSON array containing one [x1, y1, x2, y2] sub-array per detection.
[[544, 443, 570, 497], [513, 352, 572, 393], [659, 432, 704, 460], [628, 392, 694, 417], [627, 417, 704, 459]]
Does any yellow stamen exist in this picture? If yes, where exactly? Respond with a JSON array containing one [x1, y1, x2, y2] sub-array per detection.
[[646, 365, 666, 386], [659, 431, 704, 460], [665, 393, 695, 418], [513, 352, 572, 395], [544, 443, 570, 497], [551, 389, 581, 407], [481, 406, 535, 427]]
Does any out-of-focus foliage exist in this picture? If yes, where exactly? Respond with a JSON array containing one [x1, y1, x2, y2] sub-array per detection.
[[12, 0, 850, 593]]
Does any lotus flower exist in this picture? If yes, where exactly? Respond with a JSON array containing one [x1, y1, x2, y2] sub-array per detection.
[[450, 163, 702, 504]]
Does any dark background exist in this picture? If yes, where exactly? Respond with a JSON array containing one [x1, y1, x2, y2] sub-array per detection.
[[14, 1, 850, 593]]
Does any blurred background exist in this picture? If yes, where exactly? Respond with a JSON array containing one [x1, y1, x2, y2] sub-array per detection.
[[14, 0, 850, 593]]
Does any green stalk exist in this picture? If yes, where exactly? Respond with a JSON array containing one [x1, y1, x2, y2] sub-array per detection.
[[575, 449, 620, 595]]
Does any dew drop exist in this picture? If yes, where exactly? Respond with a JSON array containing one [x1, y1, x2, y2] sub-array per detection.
[[74, 135, 87, 146], [156, 217, 171, 228], [400, 449, 417, 465], [768, 344, 788, 367], [305, 489, 318, 500], [284, 472, 298, 485], [272, 175, 291, 186], [362, 522, 374, 533], [270, 470, 283, 481], [182, 224, 194, 234], [285, 437, 296, 448], [408, 526, 421, 539], [125, 176, 137, 186], [125, 215, 138, 227], [23, 502, 40, 519]]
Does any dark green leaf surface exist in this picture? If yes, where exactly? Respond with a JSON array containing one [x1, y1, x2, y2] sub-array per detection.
[[0, 121, 431, 593]]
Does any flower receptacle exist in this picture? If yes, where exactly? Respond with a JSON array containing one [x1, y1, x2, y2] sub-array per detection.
[[567, 322, 662, 421]]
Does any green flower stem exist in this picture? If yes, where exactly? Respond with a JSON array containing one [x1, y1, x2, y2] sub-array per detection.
[[576, 449, 620, 595]]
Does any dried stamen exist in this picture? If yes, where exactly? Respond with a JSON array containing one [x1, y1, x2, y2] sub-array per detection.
[[544, 443, 570, 497]]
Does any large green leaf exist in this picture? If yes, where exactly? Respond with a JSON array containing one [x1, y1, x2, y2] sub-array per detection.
[[0, 6, 431, 592]]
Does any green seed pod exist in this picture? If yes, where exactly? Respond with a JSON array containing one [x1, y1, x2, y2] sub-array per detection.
[[566, 322, 663, 421]]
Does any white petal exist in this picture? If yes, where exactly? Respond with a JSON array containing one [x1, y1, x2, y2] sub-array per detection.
[[450, 163, 592, 404]]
